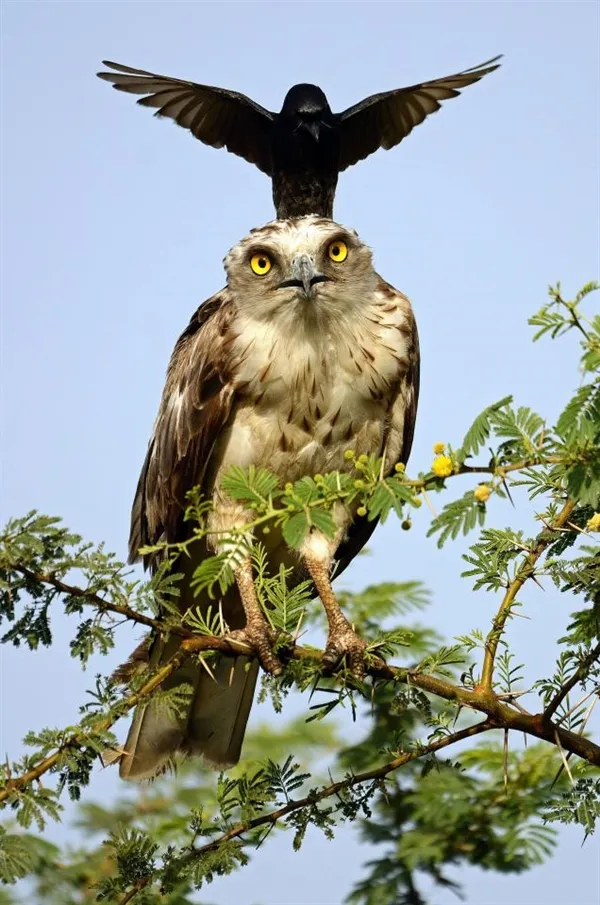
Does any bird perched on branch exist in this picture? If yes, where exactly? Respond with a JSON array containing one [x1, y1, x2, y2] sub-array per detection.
[[118, 217, 419, 780], [97, 56, 501, 218]]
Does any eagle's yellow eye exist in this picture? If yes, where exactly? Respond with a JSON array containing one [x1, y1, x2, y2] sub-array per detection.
[[250, 253, 272, 275], [328, 240, 348, 263]]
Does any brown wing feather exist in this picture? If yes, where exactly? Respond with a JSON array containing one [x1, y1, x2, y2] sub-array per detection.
[[129, 290, 236, 567], [338, 56, 502, 171], [332, 278, 420, 579], [97, 61, 274, 175]]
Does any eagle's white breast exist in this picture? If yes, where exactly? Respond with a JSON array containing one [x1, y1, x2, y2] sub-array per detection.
[[213, 283, 412, 484]]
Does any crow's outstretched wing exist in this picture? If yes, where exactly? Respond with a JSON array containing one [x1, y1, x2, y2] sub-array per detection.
[[337, 56, 502, 171], [98, 61, 275, 174]]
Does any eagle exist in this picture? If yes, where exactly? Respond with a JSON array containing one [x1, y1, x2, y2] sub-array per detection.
[[117, 217, 419, 780], [97, 56, 501, 218]]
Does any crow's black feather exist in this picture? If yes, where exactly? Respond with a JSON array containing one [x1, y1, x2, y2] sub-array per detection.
[[98, 57, 501, 218]]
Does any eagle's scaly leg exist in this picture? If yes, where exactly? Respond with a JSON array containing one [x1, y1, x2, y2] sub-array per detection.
[[228, 559, 282, 676], [304, 551, 367, 676]]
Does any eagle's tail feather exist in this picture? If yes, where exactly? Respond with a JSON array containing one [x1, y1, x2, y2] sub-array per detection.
[[186, 656, 259, 767], [117, 643, 258, 781]]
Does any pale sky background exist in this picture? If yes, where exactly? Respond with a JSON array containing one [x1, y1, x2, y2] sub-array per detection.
[[1, 1, 599, 903]]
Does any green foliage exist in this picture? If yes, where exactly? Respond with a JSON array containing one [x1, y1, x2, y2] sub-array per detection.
[[0, 829, 35, 884], [0, 282, 599, 904], [543, 778, 600, 840], [456, 395, 513, 462], [427, 490, 487, 548], [462, 528, 532, 591]]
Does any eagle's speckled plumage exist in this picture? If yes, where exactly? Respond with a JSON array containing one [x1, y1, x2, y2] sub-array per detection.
[[119, 217, 419, 780]]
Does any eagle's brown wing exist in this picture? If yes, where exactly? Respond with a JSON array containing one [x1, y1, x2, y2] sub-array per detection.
[[97, 61, 274, 175], [337, 55, 501, 172], [120, 289, 260, 780], [129, 289, 237, 567], [332, 280, 420, 579]]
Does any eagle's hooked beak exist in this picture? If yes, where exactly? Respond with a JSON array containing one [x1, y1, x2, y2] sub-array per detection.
[[278, 254, 329, 299]]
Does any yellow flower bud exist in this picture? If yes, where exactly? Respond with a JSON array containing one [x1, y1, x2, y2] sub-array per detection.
[[284, 482, 293, 492], [433, 442, 446, 455], [413, 497, 422, 508], [394, 462, 406, 473], [344, 449, 355, 460], [474, 484, 491, 503], [357, 454, 369, 465], [357, 506, 367, 517], [314, 474, 323, 483], [432, 455, 453, 478], [587, 512, 600, 532], [354, 479, 365, 490]]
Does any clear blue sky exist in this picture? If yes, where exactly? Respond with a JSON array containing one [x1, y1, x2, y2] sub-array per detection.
[[1, 1, 599, 903]]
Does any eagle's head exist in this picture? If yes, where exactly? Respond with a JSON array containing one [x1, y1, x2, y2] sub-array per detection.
[[223, 216, 376, 327]]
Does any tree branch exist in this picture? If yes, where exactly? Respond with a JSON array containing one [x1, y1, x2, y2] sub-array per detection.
[[3, 622, 600, 806], [15, 565, 190, 637], [480, 499, 576, 692], [0, 640, 199, 803], [544, 640, 600, 723], [117, 720, 494, 905]]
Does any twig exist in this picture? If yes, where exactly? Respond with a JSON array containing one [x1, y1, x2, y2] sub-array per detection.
[[117, 880, 149, 904], [16, 566, 173, 634], [0, 641, 198, 803], [544, 641, 600, 723], [480, 499, 576, 692], [182, 724, 492, 862], [115, 722, 493, 904]]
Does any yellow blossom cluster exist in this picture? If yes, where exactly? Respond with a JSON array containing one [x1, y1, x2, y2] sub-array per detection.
[[432, 455, 453, 478], [587, 512, 600, 532], [474, 484, 491, 503]]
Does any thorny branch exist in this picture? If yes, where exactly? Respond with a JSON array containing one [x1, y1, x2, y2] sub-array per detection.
[[480, 499, 577, 692], [115, 720, 494, 905], [2, 620, 600, 806], [0, 639, 199, 803], [544, 640, 600, 723], [17, 566, 167, 632], [15, 565, 185, 635]]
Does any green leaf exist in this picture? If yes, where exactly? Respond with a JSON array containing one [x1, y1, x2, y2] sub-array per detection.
[[490, 405, 546, 456], [557, 382, 600, 444], [282, 512, 310, 549], [456, 396, 513, 462], [220, 465, 281, 509], [0, 828, 36, 884], [309, 507, 336, 538], [190, 552, 237, 597], [367, 479, 412, 523], [427, 492, 487, 548], [544, 778, 600, 839]]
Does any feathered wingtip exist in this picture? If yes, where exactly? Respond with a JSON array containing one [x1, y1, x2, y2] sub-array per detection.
[[110, 636, 152, 684], [101, 744, 182, 779]]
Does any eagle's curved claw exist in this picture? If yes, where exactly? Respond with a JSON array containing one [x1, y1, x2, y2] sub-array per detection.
[[227, 624, 282, 676], [322, 627, 368, 677]]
